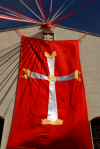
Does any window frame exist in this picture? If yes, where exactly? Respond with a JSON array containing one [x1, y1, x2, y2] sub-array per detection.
[[42, 32, 54, 41], [91, 117, 100, 149], [0, 116, 4, 147]]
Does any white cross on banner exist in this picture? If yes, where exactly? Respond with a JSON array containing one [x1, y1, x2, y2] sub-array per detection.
[[22, 51, 81, 125]]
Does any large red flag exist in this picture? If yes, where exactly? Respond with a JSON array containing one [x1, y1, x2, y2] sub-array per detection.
[[7, 36, 93, 149]]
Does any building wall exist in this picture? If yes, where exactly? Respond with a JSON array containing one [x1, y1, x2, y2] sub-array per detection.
[[0, 25, 100, 149]]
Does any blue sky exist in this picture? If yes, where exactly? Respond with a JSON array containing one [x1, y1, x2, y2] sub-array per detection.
[[0, 0, 100, 35]]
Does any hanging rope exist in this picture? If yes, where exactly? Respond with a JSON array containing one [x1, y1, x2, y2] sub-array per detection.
[[35, 0, 45, 22], [49, 0, 75, 23], [51, 0, 93, 23], [0, 5, 39, 22], [52, 0, 56, 7], [0, 10, 4, 13], [79, 32, 88, 41], [15, 28, 22, 36], [47, 0, 53, 22], [20, 0, 44, 22], [47, 0, 56, 22], [27, 0, 43, 20], [38, 0, 46, 23], [0, 9, 37, 23], [0, 0, 93, 30], [50, 0, 53, 16], [49, 0, 68, 23], [0, 14, 43, 24]]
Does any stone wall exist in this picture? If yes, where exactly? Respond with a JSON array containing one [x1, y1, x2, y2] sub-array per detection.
[[0, 25, 100, 149]]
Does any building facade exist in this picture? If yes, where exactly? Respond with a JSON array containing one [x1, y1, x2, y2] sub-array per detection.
[[0, 25, 100, 149]]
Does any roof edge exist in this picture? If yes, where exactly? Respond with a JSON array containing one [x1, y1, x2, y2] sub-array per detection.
[[57, 25, 100, 37], [0, 24, 100, 37], [0, 24, 40, 33]]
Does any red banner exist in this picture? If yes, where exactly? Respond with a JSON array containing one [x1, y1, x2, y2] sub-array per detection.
[[7, 36, 93, 149]]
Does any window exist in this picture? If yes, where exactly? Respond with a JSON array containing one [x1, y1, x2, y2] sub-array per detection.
[[91, 117, 100, 149], [0, 116, 4, 147], [42, 32, 54, 41]]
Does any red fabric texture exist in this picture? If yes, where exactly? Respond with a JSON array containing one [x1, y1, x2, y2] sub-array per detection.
[[7, 36, 93, 149]]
